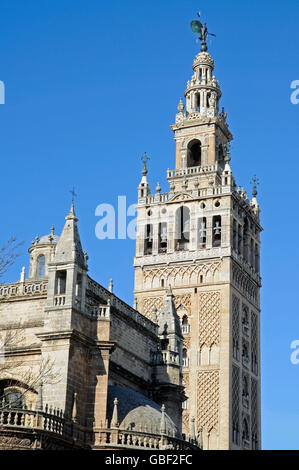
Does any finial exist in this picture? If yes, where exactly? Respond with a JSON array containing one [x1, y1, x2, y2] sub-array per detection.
[[190, 12, 216, 52], [48, 224, 55, 243], [70, 187, 77, 205], [156, 182, 161, 194], [111, 397, 119, 428], [72, 392, 78, 422], [20, 266, 25, 283], [84, 250, 88, 267], [141, 152, 150, 176], [251, 175, 259, 197], [177, 98, 185, 113], [108, 278, 113, 293], [160, 404, 166, 434]]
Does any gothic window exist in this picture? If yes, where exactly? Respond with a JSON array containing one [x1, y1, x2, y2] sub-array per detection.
[[251, 313, 258, 375], [187, 140, 201, 167], [242, 340, 249, 368], [212, 216, 221, 247], [250, 238, 254, 267], [233, 219, 237, 251], [242, 374, 249, 408], [37, 255, 45, 278], [251, 378, 258, 449], [243, 218, 249, 262], [175, 207, 190, 251], [232, 365, 240, 445], [158, 222, 167, 254], [144, 224, 153, 255], [238, 224, 242, 256], [76, 272, 82, 298], [242, 304, 249, 335], [182, 348, 189, 367], [181, 315, 190, 334], [198, 217, 206, 249], [232, 295, 240, 361], [255, 244, 259, 273], [242, 418, 250, 444], [55, 270, 66, 295]]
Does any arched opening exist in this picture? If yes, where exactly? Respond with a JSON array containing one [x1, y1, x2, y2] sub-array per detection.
[[187, 140, 202, 168], [175, 206, 190, 251], [181, 315, 190, 334], [37, 255, 45, 278], [182, 348, 189, 367], [242, 418, 249, 443]]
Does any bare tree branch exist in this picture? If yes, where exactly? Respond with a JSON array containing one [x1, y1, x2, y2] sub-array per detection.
[[0, 237, 24, 279]]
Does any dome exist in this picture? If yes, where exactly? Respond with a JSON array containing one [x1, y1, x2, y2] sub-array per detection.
[[38, 233, 60, 244], [107, 385, 178, 436], [193, 51, 214, 69]]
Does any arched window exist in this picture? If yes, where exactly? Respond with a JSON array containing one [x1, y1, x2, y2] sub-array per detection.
[[182, 348, 189, 367], [175, 207, 190, 251], [212, 216, 222, 247], [187, 140, 201, 167], [37, 255, 45, 278], [0, 388, 25, 409], [242, 418, 249, 442], [181, 315, 190, 334], [242, 376, 249, 399]]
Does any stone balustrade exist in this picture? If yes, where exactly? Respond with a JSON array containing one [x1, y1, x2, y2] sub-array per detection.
[[0, 404, 68, 437], [87, 277, 157, 335], [0, 280, 48, 299], [167, 163, 219, 179], [96, 427, 200, 450]]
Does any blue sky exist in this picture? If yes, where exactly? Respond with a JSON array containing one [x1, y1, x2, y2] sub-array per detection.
[[0, 0, 298, 450]]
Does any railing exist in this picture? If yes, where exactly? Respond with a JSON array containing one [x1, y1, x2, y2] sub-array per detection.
[[54, 295, 66, 306], [0, 280, 48, 299], [87, 277, 157, 335], [0, 404, 68, 437], [96, 427, 200, 450], [85, 303, 110, 319], [167, 163, 219, 179]]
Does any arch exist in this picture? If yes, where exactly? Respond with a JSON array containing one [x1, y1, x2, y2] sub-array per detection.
[[175, 206, 190, 251], [37, 254, 45, 278], [187, 139, 202, 167], [181, 315, 190, 334], [182, 348, 189, 367], [242, 418, 249, 441]]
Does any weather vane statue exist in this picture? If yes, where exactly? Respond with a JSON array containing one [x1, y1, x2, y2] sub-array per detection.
[[190, 11, 216, 52]]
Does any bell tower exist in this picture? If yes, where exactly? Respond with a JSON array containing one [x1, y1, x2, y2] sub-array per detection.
[[133, 17, 262, 450]]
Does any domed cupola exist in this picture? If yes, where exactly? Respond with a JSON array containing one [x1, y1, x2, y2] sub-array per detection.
[[28, 225, 59, 279]]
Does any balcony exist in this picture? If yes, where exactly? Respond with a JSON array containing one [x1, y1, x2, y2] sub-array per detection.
[[0, 405, 87, 450]]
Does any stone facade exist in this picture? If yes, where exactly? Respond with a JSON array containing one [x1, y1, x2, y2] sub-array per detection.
[[0, 206, 200, 450], [133, 50, 262, 450]]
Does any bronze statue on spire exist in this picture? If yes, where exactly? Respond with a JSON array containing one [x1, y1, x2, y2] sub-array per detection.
[[190, 12, 216, 52]]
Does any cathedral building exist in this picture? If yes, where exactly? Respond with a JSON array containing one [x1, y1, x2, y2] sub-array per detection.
[[0, 206, 199, 450], [0, 18, 261, 451], [134, 43, 262, 450]]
